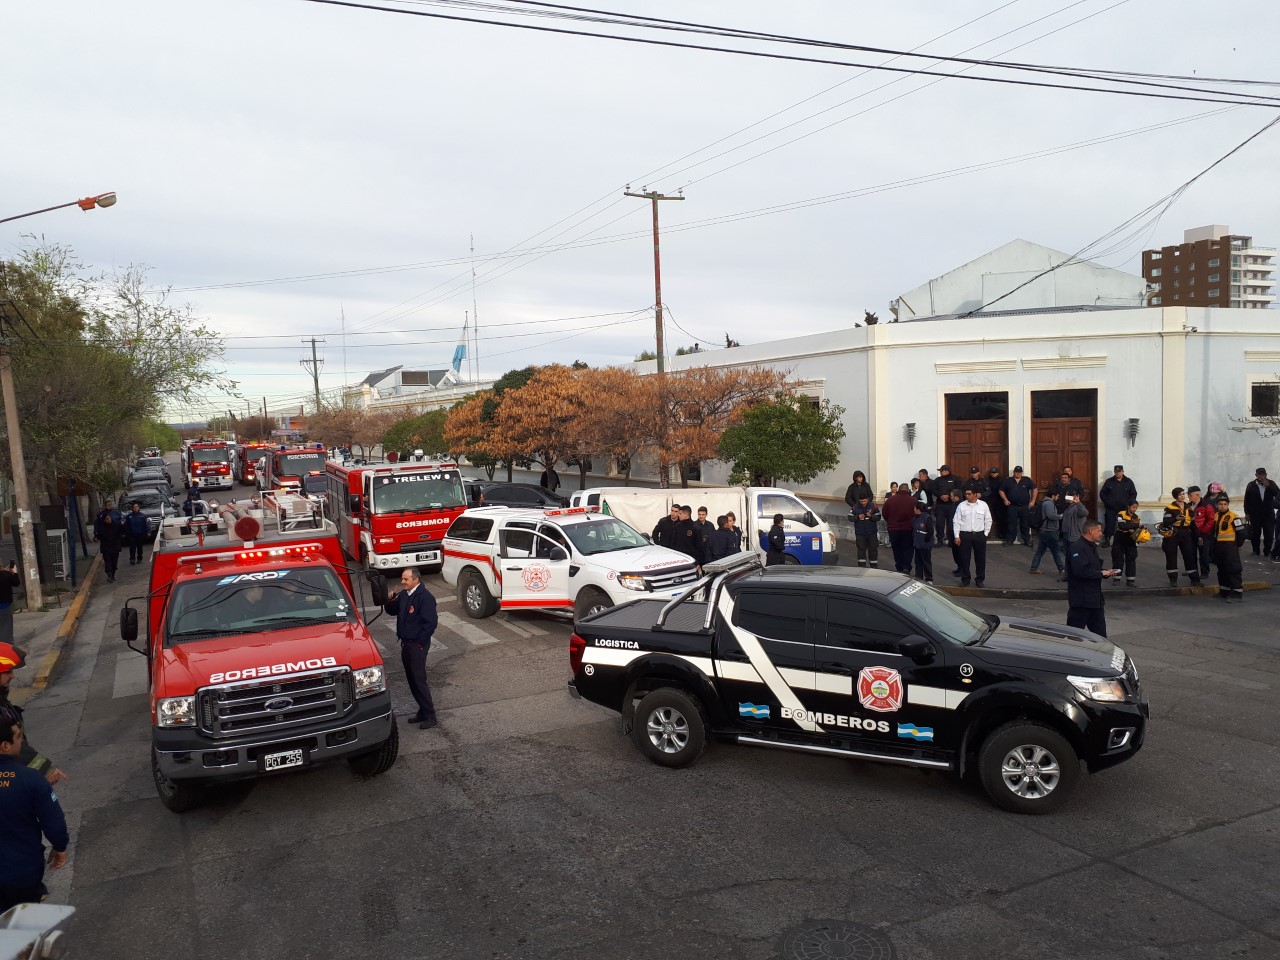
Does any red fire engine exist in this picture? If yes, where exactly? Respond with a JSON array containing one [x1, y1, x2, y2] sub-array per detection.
[[181, 439, 233, 491], [257, 443, 328, 497], [324, 457, 467, 572], [234, 441, 273, 485]]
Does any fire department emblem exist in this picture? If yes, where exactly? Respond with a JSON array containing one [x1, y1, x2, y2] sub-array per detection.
[[522, 563, 552, 593], [857, 666, 904, 713]]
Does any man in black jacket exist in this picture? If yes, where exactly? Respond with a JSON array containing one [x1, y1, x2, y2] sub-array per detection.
[[1243, 467, 1278, 556], [651, 504, 680, 548], [383, 568, 439, 729], [1065, 521, 1119, 638], [931, 465, 962, 556], [844, 471, 873, 511], [672, 506, 699, 562], [1099, 465, 1137, 547]]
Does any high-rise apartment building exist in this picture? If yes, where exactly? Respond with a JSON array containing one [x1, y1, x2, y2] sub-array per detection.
[[1141, 225, 1275, 309]]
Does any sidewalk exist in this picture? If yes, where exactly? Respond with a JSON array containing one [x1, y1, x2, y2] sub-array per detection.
[[834, 534, 1277, 600], [4, 546, 103, 707]]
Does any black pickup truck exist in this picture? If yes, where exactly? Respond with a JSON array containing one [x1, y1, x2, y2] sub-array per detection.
[[569, 554, 1148, 813]]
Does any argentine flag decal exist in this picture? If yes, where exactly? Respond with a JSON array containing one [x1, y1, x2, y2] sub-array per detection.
[[897, 723, 934, 742], [739, 702, 770, 719]]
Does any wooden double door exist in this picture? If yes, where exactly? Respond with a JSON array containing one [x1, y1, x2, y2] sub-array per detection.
[[1031, 420, 1097, 515], [945, 421, 1008, 477]]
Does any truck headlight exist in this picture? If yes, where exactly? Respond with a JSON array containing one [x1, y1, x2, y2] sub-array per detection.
[[1067, 675, 1129, 703], [157, 696, 197, 727], [353, 666, 386, 698], [618, 574, 647, 592]]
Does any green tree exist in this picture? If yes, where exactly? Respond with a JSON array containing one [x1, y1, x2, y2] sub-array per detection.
[[383, 409, 449, 457], [718, 395, 846, 487], [139, 420, 182, 453]]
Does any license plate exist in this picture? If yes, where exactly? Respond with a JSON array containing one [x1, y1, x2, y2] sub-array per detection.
[[263, 748, 304, 771], [416, 552, 436, 563]]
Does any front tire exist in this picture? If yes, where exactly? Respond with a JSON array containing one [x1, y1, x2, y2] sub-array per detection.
[[783, 554, 801, 565], [152, 749, 207, 813], [573, 588, 613, 625], [459, 571, 497, 619], [348, 721, 400, 778], [632, 688, 707, 768], [978, 721, 1080, 814]]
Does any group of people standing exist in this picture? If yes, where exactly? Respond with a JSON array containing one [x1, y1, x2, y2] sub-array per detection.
[[93, 499, 153, 582], [652, 504, 744, 568]]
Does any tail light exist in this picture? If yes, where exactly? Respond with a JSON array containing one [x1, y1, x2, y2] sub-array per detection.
[[569, 633, 587, 674]]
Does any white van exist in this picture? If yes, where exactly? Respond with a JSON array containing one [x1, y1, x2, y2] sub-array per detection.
[[569, 486, 838, 565]]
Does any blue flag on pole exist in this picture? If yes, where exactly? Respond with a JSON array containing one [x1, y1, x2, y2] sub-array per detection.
[[452, 319, 468, 372]]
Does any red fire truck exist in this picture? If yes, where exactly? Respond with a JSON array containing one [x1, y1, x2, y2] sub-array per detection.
[[324, 457, 467, 572], [257, 443, 328, 497], [181, 439, 234, 491], [235, 441, 273, 485]]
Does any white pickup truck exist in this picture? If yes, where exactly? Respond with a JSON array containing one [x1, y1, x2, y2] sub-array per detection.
[[440, 506, 699, 624]]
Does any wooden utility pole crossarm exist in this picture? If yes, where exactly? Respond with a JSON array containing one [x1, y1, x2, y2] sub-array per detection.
[[624, 188, 684, 374]]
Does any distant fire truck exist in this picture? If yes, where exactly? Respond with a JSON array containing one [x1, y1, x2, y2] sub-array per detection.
[[234, 441, 273, 485], [257, 443, 328, 497], [324, 457, 467, 572], [180, 439, 233, 491]]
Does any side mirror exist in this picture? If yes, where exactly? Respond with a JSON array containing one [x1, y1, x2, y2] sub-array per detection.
[[548, 546, 568, 562], [120, 607, 142, 654], [897, 634, 934, 663], [642, 533, 652, 543], [367, 572, 389, 607], [803, 510, 817, 528]]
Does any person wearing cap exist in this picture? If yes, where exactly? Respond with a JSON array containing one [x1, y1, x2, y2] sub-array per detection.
[[961, 466, 987, 497], [0, 714, 70, 913], [1100, 465, 1138, 548], [1000, 467, 1037, 547], [850, 493, 881, 569], [1160, 487, 1201, 588], [931, 465, 962, 571], [1243, 468, 1278, 557], [1213, 495, 1246, 602], [1111, 499, 1144, 587], [984, 467, 1006, 542], [0, 643, 67, 785]]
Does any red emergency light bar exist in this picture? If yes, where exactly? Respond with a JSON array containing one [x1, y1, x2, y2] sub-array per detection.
[[542, 506, 600, 517], [175, 543, 324, 566]]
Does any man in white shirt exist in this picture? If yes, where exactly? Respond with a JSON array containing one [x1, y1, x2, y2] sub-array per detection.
[[953, 487, 994, 587]]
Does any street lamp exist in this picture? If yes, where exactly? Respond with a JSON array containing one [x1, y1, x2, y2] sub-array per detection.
[[0, 190, 117, 609], [0, 191, 118, 224]]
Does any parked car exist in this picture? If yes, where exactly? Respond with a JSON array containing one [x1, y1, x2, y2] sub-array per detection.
[[124, 476, 178, 504], [475, 482, 567, 508], [120, 488, 178, 535], [134, 456, 167, 471], [142, 446, 162, 458], [463, 477, 488, 506]]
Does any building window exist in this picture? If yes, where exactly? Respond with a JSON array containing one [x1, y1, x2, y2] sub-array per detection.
[[1151, 252, 1163, 260], [1189, 277, 1196, 286], [946, 392, 1009, 421], [1209, 258, 1220, 267], [1189, 262, 1197, 270], [1150, 296, 1162, 305], [1150, 268, 1162, 277], [1174, 265, 1181, 273], [1251, 383, 1280, 418], [1173, 281, 1180, 288], [1209, 273, 1220, 282], [1208, 289, 1220, 298]]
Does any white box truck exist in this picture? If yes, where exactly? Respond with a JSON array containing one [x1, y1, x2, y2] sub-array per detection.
[[569, 486, 838, 565]]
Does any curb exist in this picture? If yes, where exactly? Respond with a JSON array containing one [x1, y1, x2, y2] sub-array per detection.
[[31, 555, 103, 692], [939, 579, 1272, 601]]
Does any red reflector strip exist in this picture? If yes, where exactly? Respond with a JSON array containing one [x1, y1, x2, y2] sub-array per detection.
[[235, 543, 324, 561]]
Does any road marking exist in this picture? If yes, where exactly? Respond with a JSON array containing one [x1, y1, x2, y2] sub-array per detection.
[[438, 610, 500, 646], [497, 617, 546, 638]]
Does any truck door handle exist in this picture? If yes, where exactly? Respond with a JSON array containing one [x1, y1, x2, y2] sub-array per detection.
[[508, 565, 524, 571]]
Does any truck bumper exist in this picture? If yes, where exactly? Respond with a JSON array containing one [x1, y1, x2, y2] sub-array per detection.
[[822, 549, 840, 565], [368, 547, 443, 571], [153, 697, 394, 781]]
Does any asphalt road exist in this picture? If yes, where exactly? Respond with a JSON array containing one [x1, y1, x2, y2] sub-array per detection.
[[22, 551, 1280, 960]]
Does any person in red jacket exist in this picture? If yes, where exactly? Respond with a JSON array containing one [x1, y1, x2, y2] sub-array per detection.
[[881, 483, 917, 575]]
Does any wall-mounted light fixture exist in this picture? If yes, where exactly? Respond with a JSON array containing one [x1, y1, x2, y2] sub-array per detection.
[[1124, 418, 1140, 447], [904, 422, 917, 451]]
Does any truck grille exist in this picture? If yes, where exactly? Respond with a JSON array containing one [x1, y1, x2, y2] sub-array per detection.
[[644, 565, 699, 591], [198, 668, 354, 739]]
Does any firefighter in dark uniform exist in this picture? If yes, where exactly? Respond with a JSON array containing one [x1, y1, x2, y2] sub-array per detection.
[[984, 467, 1006, 542], [1160, 487, 1201, 587], [1066, 520, 1118, 637], [1213, 495, 1246, 603], [0, 715, 70, 913], [651, 504, 679, 548], [931, 465, 962, 572], [765, 514, 787, 566], [383, 568, 439, 729]]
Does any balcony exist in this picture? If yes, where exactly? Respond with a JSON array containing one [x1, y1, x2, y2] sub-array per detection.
[[1240, 292, 1276, 302]]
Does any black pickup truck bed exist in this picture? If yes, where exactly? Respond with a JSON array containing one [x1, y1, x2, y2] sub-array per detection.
[[577, 598, 712, 638]]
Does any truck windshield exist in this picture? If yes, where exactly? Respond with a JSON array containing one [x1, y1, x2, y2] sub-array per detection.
[[190, 448, 230, 464], [279, 453, 326, 475], [887, 581, 988, 646], [562, 517, 649, 556], [165, 567, 356, 644], [370, 472, 465, 513]]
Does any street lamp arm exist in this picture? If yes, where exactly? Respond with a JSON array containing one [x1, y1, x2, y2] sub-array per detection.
[[0, 192, 118, 224]]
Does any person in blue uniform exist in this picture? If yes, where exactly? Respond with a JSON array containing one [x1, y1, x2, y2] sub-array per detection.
[[1065, 520, 1119, 637], [765, 515, 787, 566], [0, 716, 70, 913], [383, 567, 439, 729]]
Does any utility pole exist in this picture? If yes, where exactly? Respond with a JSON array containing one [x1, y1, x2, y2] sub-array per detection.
[[0, 316, 43, 610], [300, 337, 325, 413], [624, 187, 684, 373]]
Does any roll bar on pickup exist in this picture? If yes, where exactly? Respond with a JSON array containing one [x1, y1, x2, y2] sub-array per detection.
[[654, 551, 761, 631]]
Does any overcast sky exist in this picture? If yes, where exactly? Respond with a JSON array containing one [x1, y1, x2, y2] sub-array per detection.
[[5, 0, 1278, 421]]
